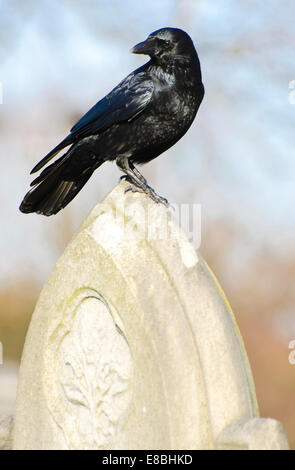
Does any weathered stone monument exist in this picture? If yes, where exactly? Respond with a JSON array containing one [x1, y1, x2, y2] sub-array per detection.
[[0, 181, 290, 449]]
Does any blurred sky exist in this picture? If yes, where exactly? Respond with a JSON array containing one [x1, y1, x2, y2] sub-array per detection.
[[1, 0, 295, 285]]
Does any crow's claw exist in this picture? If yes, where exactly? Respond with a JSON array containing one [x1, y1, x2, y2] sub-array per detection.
[[124, 182, 169, 207]]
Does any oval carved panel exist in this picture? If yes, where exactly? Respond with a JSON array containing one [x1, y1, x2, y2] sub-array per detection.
[[44, 289, 133, 449]]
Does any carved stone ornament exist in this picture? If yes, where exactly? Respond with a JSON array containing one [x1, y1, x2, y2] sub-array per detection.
[[44, 289, 133, 450]]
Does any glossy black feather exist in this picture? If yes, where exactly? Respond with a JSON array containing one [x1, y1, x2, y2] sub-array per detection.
[[70, 70, 154, 138], [30, 70, 154, 175]]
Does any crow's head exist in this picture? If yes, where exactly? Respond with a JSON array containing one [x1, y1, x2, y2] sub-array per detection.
[[131, 27, 197, 63]]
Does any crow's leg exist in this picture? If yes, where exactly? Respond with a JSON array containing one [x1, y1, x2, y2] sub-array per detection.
[[116, 156, 145, 187], [120, 161, 146, 184], [129, 161, 147, 184], [116, 155, 168, 206]]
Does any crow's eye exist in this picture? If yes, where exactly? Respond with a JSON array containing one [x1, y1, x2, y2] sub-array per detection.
[[158, 39, 171, 49]]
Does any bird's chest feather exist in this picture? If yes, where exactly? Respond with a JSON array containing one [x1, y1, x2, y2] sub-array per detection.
[[156, 88, 196, 121], [152, 69, 197, 128]]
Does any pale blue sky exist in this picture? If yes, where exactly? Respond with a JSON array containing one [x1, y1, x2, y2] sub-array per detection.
[[0, 0, 294, 284]]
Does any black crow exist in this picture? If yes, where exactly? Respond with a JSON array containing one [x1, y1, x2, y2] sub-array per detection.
[[20, 27, 204, 216]]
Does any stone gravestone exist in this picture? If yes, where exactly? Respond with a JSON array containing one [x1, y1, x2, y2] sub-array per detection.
[[1, 181, 290, 449]]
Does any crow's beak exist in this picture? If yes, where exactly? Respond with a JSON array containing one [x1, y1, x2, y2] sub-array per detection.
[[131, 37, 156, 55]]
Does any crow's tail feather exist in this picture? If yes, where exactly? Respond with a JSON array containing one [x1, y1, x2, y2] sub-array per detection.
[[30, 134, 74, 174], [20, 155, 97, 216]]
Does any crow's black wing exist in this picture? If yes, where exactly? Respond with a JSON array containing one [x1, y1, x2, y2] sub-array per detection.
[[31, 70, 154, 174], [70, 71, 154, 138]]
